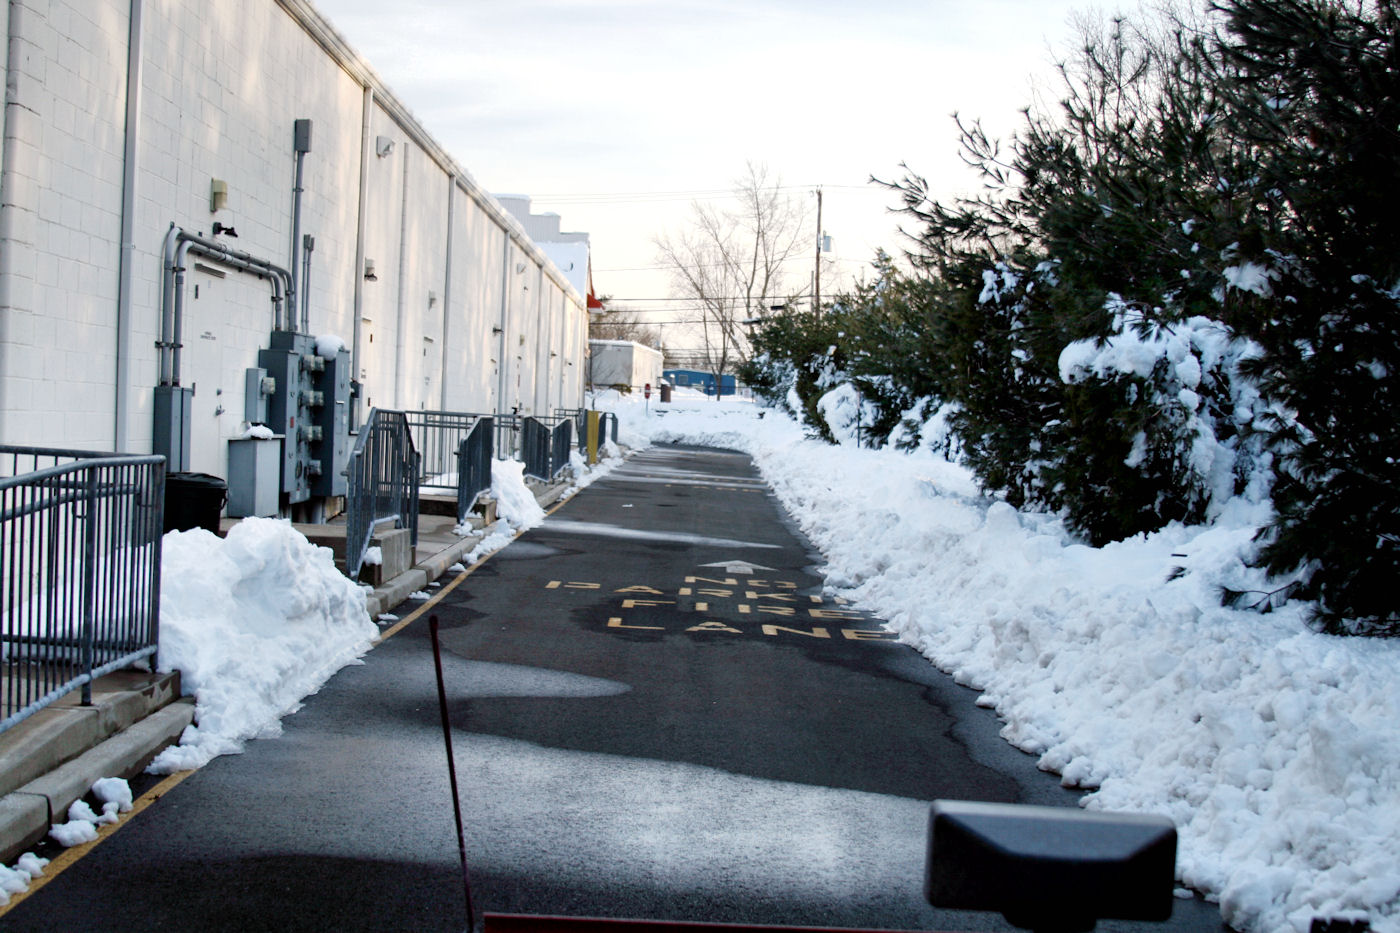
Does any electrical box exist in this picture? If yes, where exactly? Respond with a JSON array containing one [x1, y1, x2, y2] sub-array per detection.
[[294, 118, 313, 154], [258, 331, 320, 504], [227, 435, 283, 517], [311, 346, 352, 497], [244, 367, 273, 425], [153, 385, 195, 472]]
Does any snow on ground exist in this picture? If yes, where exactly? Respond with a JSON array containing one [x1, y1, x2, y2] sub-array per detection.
[[5, 387, 1395, 933], [596, 388, 1400, 933], [147, 517, 381, 773], [0, 456, 577, 901]]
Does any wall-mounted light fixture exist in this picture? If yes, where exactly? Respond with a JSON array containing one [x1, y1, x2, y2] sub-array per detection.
[[428, 290, 437, 307], [210, 178, 228, 213], [515, 262, 526, 274], [375, 135, 395, 158], [364, 258, 378, 281]]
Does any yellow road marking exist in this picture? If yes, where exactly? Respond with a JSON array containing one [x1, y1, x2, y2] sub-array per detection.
[[376, 490, 576, 643], [0, 487, 584, 913], [0, 769, 196, 918]]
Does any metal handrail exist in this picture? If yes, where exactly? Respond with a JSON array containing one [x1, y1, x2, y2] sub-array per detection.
[[344, 410, 420, 579], [404, 410, 489, 492], [548, 418, 572, 479], [1, 447, 165, 732], [455, 417, 493, 522], [521, 417, 550, 482]]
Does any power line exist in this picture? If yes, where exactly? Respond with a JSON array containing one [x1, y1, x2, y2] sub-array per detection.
[[529, 183, 886, 205], [598, 299, 797, 306], [596, 255, 869, 273]]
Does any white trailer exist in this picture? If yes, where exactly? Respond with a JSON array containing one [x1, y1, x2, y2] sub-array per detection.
[[587, 341, 664, 394]]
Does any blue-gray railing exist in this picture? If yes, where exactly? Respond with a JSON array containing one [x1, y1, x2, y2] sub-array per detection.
[[521, 416, 574, 482], [345, 410, 420, 579], [563, 410, 618, 453], [599, 412, 619, 447], [549, 418, 573, 479], [493, 414, 523, 463], [556, 408, 586, 452], [455, 416, 493, 521], [0, 446, 165, 733], [404, 410, 492, 493], [521, 417, 550, 481]]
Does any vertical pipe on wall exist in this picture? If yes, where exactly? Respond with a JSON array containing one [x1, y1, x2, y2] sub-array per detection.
[[535, 265, 546, 415], [496, 228, 512, 413], [114, 0, 144, 451], [350, 86, 373, 429], [439, 176, 455, 412], [288, 120, 311, 332], [0, 0, 35, 434], [393, 144, 409, 409]]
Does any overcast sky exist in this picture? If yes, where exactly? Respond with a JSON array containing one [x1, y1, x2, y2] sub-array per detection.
[[311, 0, 1109, 320]]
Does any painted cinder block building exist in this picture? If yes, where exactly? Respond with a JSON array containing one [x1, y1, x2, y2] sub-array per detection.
[[0, 0, 588, 483]]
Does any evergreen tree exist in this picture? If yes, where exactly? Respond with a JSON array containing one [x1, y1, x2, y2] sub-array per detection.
[[1207, 0, 1400, 632]]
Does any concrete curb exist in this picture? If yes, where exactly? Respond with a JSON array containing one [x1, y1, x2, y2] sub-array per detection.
[[0, 467, 593, 865], [0, 699, 194, 864], [363, 478, 575, 621]]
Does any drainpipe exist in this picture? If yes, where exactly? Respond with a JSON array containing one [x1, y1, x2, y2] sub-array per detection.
[[439, 175, 455, 412], [350, 86, 373, 429], [1, 1, 38, 434], [114, 0, 144, 450], [393, 144, 409, 408], [496, 228, 512, 413]]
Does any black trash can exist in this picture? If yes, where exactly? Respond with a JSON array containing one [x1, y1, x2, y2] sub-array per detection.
[[164, 472, 228, 533], [659, 383, 672, 403]]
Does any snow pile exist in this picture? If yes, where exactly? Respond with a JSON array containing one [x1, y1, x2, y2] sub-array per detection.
[[598, 391, 1400, 933], [0, 853, 47, 905], [815, 382, 880, 446], [489, 457, 545, 528], [150, 518, 379, 772], [42, 776, 135, 851], [449, 456, 561, 566]]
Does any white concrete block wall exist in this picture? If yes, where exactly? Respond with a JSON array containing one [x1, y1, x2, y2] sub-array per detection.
[[395, 141, 449, 413], [0, 0, 129, 449], [1, 0, 588, 491], [443, 192, 508, 414]]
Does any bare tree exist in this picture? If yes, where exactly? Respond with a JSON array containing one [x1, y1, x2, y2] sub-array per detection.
[[588, 306, 663, 349], [654, 163, 808, 398]]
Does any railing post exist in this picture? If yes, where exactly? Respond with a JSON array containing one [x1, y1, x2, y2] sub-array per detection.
[[80, 467, 100, 705]]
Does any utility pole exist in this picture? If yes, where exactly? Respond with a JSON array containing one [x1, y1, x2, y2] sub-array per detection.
[[814, 186, 823, 316]]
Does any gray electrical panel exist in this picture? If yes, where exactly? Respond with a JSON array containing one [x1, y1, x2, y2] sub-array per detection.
[[311, 347, 351, 497], [258, 331, 320, 504], [153, 385, 194, 472], [244, 367, 273, 425], [227, 435, 283, 517]]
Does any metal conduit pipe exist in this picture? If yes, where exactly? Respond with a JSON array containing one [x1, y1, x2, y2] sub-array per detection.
[[439, 175, 455, 412], [290, 119, 311, 325], [350, 86, 374, 431], [159, 225, 293, 386], [171, 239, 286, 386], [300, 233, 314, 334], [114, 0, 146, 449], [158, 225, 182, 386]]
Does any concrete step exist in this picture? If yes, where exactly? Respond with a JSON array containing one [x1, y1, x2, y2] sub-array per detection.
[[0, 670, 182, 799], [0, 670, 192, 864]]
